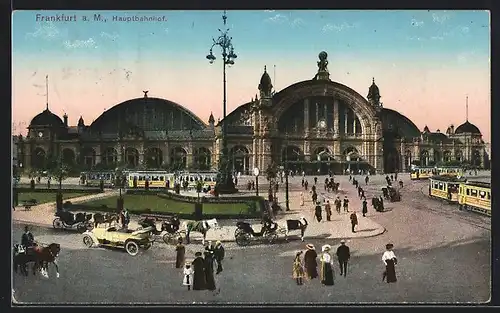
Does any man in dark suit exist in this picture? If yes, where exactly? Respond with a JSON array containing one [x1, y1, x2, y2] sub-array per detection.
[[336, 239, 350, 277]]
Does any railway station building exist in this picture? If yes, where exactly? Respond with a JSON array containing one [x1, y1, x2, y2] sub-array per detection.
[[16, 52, 489, 175]]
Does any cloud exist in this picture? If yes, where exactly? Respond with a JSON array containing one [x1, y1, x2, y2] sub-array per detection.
[[291, 18, 305, 27], [411, 18, 424, 27], [432, 13, 450, 24], [26, 21, 61, 40], [266, 14, 288, 23], [100, 32, 119, 41], [322, 22, 356, 32], [63, 38, 97, 49]]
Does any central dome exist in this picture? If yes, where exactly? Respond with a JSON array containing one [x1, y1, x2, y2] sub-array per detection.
[[455, 121, 481, 134], [29, 109, 64, 128]]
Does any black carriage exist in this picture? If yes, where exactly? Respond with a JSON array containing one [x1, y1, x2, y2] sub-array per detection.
[[234, 221, 279, 246], [137, 215, 186, 245], [53, 210, 93, 233]]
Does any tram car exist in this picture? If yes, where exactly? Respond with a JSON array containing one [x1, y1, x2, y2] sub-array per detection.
[[83, 171, 116, 187], [458, 181, 491, 216], [176, 172, 217, 190], [428, 175, 467, 203], [436, 167, 464, 177], [410, 166, 437, 180], [126, 171, 175, 189]]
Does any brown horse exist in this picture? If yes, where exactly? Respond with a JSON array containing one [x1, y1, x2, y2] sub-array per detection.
[[93, 213, 120, 228], [33, 243, 61, 278]]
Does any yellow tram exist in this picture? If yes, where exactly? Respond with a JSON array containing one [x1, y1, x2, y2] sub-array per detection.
[[410, 166, 436, 180], [458, 181, 491, 216], [83, 171, 116, 187], [436, 167, 464, 177], [176, 172, 218, 189], [126, 171, 175, 188], [428, 175, 467, 203]]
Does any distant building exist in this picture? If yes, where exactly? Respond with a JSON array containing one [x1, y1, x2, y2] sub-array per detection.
[[16, 52, 489, 174]]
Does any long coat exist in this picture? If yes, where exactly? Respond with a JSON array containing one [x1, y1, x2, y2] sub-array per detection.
[[320, 252, 335, 285], [175, 243, 186, 268], [362, 200, 368, 214], [304, 249, 318, 279], [192, 256, 206, 290], [204, 252, 216, 291], [292, 255, 305, 279], [350, 213, 358, 225]]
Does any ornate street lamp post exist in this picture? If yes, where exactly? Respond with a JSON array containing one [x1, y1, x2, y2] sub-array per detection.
[[284, 133, 290, 211], [206, 10, 238, 194]]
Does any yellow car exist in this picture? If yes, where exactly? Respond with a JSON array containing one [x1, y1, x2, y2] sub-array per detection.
[[82, 226, 154, 256]]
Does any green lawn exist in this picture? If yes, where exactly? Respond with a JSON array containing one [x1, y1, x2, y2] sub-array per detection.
[[18, 192, 93, 205], [80, 194, 259, 215]]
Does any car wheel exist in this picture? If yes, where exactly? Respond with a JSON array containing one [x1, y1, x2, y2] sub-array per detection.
[[125, 240, 139, 256], [83, 235, 93, 248], [53, 218, 63, 229]]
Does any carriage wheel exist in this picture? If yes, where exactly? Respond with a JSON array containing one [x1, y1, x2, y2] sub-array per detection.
[[125, 240, 140, 256], [83, 235, 94, 248], [234, 228, 244, 237], [163, 233, 176, 245], [265, 232, 278, 244], [235, 233, 250, 246], [76, 224, 86, 233], [52, 218, 63, 229]]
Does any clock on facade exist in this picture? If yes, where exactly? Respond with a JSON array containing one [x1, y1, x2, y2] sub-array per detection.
[[38, 131, 44, 138], [317, 119, 327, 130]]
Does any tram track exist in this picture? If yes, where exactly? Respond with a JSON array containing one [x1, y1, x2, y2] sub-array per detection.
[[415, 185, 491, 231]]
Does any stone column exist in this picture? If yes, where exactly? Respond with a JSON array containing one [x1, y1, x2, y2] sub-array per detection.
[[94, 146, 102, 164], [353, 114, 357, 134], [323, 103, 327, 123], [304, 99, 310, 136], [344, 110, 348, 134], [333, 99, 339, 136], [138, 147, 144, 165], [252, 139, 258, 169], [315, 102, 319, 126]]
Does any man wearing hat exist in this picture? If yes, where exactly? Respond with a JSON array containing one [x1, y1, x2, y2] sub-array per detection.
[[21, 225, 35, 252], [382, 243, 398, 283], [350, 211, 358, 233], [304, 244, 318, 279], [192, 252, 206, 290], [214, 241, 225, 274], [336, 240, 350, 277]]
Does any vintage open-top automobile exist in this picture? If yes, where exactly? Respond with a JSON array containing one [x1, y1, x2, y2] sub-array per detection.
[[82, 226, 155, 256]]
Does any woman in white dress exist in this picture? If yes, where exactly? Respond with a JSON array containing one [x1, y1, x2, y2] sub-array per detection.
[[320, 244, 335, 286], [382, 243, 397, 283]]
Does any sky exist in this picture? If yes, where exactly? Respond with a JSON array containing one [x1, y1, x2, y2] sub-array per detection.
[[12, 10, 491, 141]]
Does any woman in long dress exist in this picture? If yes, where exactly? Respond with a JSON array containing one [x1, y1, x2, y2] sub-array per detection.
[[204, 250, 217, 291], [320, 244, 335, 286], [175, 238, 186, 268], [292, 251, 305, 285], [192, 252, 206, 290], [304, 244, 318, 279], [382, 243, 398, 283]]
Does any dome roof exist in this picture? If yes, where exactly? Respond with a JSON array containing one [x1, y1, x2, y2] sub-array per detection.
[[367, 78, 380, 101], [29, 109, 64, 128], [258, 66, 273, 92], [455, 121, 481, 134]]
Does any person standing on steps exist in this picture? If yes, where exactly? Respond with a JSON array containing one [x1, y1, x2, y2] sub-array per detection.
[[336, 240, 350, 277], [350, 211, 358, 233]]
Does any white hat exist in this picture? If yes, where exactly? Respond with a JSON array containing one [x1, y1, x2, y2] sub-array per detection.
[[321, 244, 331, 252]]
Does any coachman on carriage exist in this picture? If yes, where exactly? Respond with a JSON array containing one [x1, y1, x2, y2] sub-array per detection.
[[137, 214, 185, 244]]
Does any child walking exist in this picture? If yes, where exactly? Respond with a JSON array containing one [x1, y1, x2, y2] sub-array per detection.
[[292, 251, 305, 285], [183, 261, 194, 290]]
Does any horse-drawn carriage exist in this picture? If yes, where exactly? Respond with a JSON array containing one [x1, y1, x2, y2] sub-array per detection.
[[137, 215, 186, 245], [13, 242, 61, 278], [381, 186, 401, 202], [53, 210, 94, 233], [234, 220, 279, 246]]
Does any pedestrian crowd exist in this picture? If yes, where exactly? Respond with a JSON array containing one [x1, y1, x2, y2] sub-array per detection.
[[175, 238, 225, 295]]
